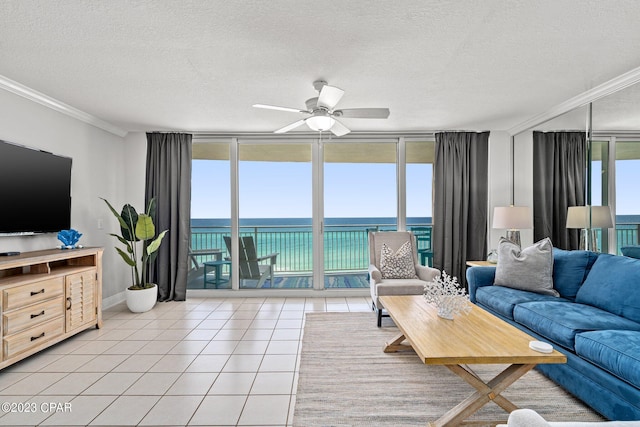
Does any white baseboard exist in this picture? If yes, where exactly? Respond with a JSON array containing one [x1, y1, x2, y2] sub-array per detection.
[[102, 291, 126, 309]]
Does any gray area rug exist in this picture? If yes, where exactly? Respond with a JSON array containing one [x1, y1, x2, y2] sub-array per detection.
[[294, 312, 605, 427]]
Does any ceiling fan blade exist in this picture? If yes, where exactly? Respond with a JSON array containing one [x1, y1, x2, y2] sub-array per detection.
[[334, 108, 390, 119], [274, 119, 306, 134], [330, 119, 350, 137], [253, 104, 307, 113], [317, 85, 345, 109]]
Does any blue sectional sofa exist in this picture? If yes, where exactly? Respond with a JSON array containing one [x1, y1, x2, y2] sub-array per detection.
[[467, 250, 640, 421]]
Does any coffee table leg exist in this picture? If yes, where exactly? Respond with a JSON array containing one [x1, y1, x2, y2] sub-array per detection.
[[383, 334, 413, 353], [429, 363, 535, 427]]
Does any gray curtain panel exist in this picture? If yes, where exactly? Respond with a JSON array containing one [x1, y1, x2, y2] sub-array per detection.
[[433, 131, 489, 288], [533, 131, 585, 250], [145, 132, 192, 301]]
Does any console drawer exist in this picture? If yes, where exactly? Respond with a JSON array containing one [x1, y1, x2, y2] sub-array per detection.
[[3, 317, 64, 359], [3, 277, 64, 311], [3, 297, 65, 335]]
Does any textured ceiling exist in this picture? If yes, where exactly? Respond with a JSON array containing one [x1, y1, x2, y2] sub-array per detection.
[[1, 0, 640, 134]]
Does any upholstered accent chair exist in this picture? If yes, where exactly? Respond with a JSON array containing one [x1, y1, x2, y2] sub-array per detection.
[[369, 231, 440, 327]]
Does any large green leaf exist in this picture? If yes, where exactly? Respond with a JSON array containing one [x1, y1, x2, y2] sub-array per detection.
[[108, 233, 133, 253], [120, 204, 138, 241], [146, 230, 168, 256], [101, 198, 130, 230], [146, 198, 157, 224], [135, 214, 155, 241], [115, 247, 136, 266]]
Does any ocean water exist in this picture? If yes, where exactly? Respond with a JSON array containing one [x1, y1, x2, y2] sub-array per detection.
[[190, 217, 432, 273], [191, 217, 431, 230], [190, 215, 640, 272]]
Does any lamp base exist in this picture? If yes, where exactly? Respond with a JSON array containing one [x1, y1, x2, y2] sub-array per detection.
[[505, 230, 521, 247], [579, 228, 600, 252]]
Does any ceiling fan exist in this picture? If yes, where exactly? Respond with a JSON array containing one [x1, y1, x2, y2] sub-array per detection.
[[253, 80, 390, 137]]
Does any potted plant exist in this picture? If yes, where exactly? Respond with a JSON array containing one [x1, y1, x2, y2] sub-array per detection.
[[102, 198, 167, 312]]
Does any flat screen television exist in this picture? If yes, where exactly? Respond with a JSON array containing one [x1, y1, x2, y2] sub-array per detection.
[[0, 140, 72, 235]]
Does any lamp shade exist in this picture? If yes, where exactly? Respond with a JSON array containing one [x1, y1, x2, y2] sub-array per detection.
[[566, 206, 613, 228], [492, 206, 533, 230]]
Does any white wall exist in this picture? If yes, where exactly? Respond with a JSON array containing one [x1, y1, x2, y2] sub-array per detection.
[[0, 89, 135, 304], [487, 131, 512, 251]]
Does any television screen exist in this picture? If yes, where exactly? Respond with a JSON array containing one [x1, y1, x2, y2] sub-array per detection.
[[0, 140, 72, 235]]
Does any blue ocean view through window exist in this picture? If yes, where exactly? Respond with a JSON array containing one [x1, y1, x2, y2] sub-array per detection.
[[190, 217, 431, 273], [191, 215, 640, 274]]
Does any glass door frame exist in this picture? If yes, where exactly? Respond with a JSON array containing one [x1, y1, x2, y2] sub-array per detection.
[[195, 133, 435, 292]]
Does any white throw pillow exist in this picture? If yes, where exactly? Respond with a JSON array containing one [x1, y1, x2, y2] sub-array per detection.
[[380, 241, 417, 279], [494, 237, 558, 296]]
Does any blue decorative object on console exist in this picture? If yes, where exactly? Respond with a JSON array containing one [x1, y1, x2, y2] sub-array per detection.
[[57, 229, 83, 249]]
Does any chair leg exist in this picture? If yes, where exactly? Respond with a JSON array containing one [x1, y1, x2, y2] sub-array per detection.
[[377, 308, 383, 327]]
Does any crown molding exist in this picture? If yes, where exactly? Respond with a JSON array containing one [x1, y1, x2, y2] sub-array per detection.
[[0, 75, 128, 138], [508, 65, 640, 136]]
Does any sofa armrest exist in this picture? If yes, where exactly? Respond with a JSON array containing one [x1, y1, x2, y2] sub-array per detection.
[[504, 409, 550, 427], [368, 264, 382, 282], [466, 266, 496, 303], [416, 264, 440, 282]]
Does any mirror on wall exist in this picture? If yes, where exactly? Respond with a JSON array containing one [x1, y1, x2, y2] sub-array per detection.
[[591, 83, 640, 254]]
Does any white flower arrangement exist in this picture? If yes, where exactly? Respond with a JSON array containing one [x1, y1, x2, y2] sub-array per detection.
[[423, 271, 471, 320]]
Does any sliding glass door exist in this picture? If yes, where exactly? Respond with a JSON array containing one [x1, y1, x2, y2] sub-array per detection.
[[238, 142, 313, 289], [190, 135, 435, 292], [323, 141, 397, 289], [615, 140, 640, 253], [189, 142, 231, 289]]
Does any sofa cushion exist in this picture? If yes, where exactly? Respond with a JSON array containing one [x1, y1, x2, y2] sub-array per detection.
[[495, 237, 558, 296], [621, 245, 640, 259], [576, 254, 640, 323], [375, 279, 426, 305], [513, 301, 640, 350], [552, 248, 599, 300], [575, 330, 640, 389], [476, 286, 567, 320]]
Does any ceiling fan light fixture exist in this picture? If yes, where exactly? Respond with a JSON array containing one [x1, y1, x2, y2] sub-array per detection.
[[306, 114, 335, 132]]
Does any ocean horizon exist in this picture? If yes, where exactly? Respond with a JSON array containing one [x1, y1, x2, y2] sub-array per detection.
[[190, 215, 640, 272], [191, 215, 640, 229], [191, 216, 432, 231]]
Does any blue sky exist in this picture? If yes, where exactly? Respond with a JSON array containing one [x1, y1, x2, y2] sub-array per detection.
[[613, 160, 639, 215], [191, 160, 432, 219], [192, 158, 639, 219]]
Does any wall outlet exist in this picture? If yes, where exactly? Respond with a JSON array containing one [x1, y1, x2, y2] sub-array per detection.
[[97, 218, 104, 230]]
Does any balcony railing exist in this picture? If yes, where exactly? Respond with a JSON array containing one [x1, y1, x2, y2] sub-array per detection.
[[191, 222, 640, 274], [615, 223, 640, 248], [191, 223, 421, 274]]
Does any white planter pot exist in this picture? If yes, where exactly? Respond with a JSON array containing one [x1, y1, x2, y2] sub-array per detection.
[[125, 284, 157, 313]]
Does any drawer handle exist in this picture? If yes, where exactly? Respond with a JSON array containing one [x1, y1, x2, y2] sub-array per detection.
[[30, 310, 45, 319], [30, 332, 45, 342], [30, 289, 45, 296], [66, 297, 72, 310]]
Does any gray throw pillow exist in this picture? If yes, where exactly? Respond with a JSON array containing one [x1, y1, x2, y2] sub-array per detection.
[[380, 241, 417, 279], [494, 237, 558, 296]]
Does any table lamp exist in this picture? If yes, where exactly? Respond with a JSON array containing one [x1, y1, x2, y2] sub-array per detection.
[[566, 206, 613, 251], [492, 206, 533, 247]]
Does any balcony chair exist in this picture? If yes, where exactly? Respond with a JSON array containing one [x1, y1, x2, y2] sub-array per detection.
[[187, 246, 222, 283], [410, 226, 434, 267], [223, 236, 279, 288], [369, 231, 440, 327]]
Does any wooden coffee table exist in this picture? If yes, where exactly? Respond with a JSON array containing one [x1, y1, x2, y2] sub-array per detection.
[[380, 295, 566, 427]]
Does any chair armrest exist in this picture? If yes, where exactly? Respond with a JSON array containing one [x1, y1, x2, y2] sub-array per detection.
[[416, 265, 440, 282], [466, 266, 496, 303], [257, 253, 279, 264], [368, 264, 382, 282]]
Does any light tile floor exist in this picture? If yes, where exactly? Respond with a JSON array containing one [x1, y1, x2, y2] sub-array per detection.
[[0, 296, 372, 426]]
